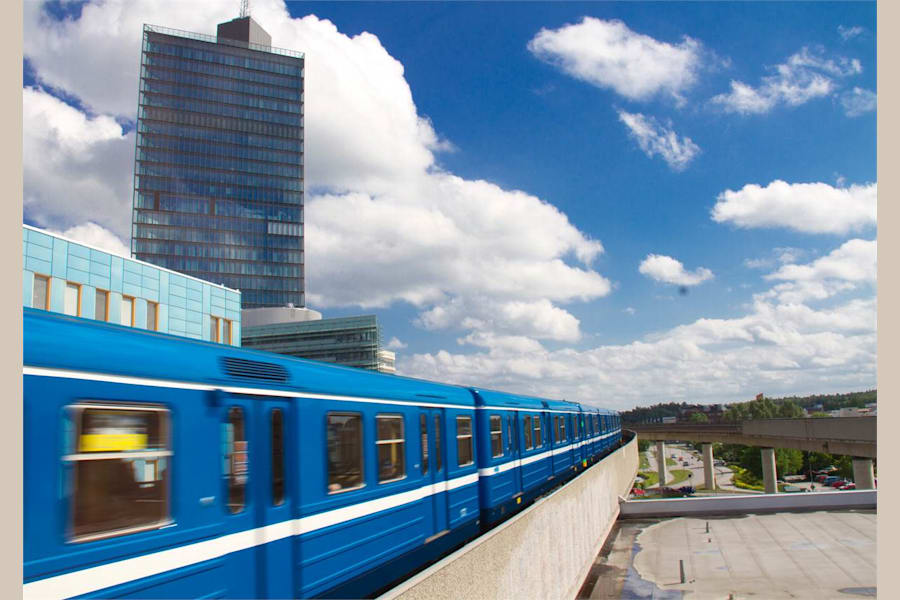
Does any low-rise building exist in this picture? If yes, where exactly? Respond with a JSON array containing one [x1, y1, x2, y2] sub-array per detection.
[[23, 224, 241, 345]]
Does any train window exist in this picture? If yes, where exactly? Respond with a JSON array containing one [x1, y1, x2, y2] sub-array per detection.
[[456, 416, 473, 466], [534, 416, 542, 448], [64, 403, 171, 542], [327, 413, 363, 493], [573, 415, 579, 438], [508, 415, 515, 452], [490, 415, 503, 458], [32, 274, 50, 310], [594, 414, 599, 433], [377, 415, 406, 482], [524, 416, 533, 450], [271, 409, 285, 506], [420, 414, 428, 475], [224, 407, 247, 513], [553, 416, 559, 443], [560, 416, 566, 441], [435, 415, 442, 471]]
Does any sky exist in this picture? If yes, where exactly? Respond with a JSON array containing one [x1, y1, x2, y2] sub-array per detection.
[[22, 1, 877, 410]]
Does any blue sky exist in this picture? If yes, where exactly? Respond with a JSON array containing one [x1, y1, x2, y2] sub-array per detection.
[[22, 1, 877, 409]]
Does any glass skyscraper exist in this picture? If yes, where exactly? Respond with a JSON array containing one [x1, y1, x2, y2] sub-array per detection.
[[131, 17, 305, 308]]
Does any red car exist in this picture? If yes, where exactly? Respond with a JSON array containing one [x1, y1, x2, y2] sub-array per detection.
[[838, 483, 856, 490], [631, 487, 646, 496], [830, 479, 850, 487]]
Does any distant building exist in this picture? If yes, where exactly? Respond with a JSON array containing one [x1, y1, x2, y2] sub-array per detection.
[[241, 309, 397, 373], [131, 17, 305, 309], [829, 407, 874, 418], [23, 225, 241, 345]]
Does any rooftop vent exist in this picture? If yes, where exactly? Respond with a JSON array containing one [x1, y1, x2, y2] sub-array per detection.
[[221, 357, 289, 383]]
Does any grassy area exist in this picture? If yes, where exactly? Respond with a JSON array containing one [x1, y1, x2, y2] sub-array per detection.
[[668, 469, 692, 485], [636, 471, 659, 487], [665, 457, 677, 466], [640, 454, 650, 470]]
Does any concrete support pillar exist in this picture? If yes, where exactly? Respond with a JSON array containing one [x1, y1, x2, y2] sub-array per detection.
[[702, 443, 716, 490], [761, 447, 778, 494], [656, 441, 668, 486], [852, 457, 876, 489]]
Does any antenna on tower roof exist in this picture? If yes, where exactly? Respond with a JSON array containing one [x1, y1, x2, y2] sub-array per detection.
[[239, 0, 250, 18]]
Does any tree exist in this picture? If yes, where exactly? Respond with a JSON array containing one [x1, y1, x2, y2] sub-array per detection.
[[689, 412, 709, 423]]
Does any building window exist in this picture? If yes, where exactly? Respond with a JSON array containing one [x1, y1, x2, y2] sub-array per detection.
[[534, 415, 542, 448], [271, 408, 285, 506], [121, 296, 135, 326], [490, 415, 503, 458], [95, 290, 109, 321], [210, 316, 221, 343], [146, 301, 158, 331], [376, 415, 405, 483], [64, 403, 171, 542], [456, 416, 473, 467], [32, 274, 50, 310], [223, 319, 232, 344], [64, 282, 81, 317], [524, 415, 533, 450], [327, 413, 363, 493], [223, 407, 248, 513]]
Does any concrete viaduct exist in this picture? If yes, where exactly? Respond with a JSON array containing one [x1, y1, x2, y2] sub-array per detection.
[[630, 416, 876, 493]]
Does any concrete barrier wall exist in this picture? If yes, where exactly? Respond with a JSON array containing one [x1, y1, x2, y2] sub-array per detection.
[[619, 488, 877, 518], [380, 435, 639, 600]]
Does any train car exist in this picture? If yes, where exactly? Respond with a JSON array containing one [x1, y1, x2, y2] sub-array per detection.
[[24, 308, 622, 599], [471, 389, 548, 527], [23, 308, 481, 599]]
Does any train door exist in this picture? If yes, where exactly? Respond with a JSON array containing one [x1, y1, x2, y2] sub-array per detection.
[[221, 396, 295, 599], [507, 413, 524, 496], [421, 408, 449, 538]]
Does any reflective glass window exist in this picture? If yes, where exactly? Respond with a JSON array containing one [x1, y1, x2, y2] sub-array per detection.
[[95, 289, 109, 321], [64, 282, 81, 316], [376, 415, 405, 483], [224, 407, 247, 513], [32, 274, 50, 310], [524, 416, 533, 450], [456, 416, 473, 467], [327, 413, 363, 493], [490, 415, 503, 458], [271, 409, 284, 506]]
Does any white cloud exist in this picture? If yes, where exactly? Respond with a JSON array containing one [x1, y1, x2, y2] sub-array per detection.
[[385, 337, 408, 350], [528, 17, 703, 103], [744, 247, 807, 270], [24, 0, 611, 349], [47, 222, 131, 256], [617, 110, 700, 171], [838, 25, 865, 41], [639, 254, 713, 287], [624, 307, 636, 316], [402, 240, 876, 408], [23, 87, 134, 238], [711, 46, 862, 114], [712, 180, 876, 234], [840, 87, 876, 117]]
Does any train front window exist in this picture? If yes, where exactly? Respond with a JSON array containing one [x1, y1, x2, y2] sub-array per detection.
[[490, 415, 503, 458], [64, 403, 171, 542], [327, 413, 363, 493], [376, 415, 406, 483]]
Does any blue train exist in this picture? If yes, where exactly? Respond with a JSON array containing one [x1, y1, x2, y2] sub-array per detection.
[[23, 308, 621, 599]]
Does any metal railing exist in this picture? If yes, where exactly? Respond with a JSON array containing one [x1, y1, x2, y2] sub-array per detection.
[[144, 24, 304, 59]]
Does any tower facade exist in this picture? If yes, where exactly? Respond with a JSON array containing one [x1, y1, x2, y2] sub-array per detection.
[[131, 18, 304, 308]]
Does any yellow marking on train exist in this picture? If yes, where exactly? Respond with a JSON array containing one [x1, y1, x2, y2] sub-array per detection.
[[80, 434, 147, 452]]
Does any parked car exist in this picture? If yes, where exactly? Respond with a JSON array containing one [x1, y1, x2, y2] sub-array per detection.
[[830, 479, 850, 488], [815, 474, 829, 483], [631, 487, 646, 496], [823, 476, 841, 485], [782, 484, 805, 493], [838, 483, 856, 490], [683, 461, 690, 467]]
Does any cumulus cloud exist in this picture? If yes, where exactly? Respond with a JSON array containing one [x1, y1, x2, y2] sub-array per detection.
[[23, 87, 134, 238], [385, 337, 408, 350], [840, 87, 876, 117], [47, 222, 131, 256], [528, 17, 703, 103], [639, 254, 713, 287], [403, 240, 876, 408], [744, 247, 807, 270], [617, 110, 700, 171], [712, 180, 876, 234], [711, 46, 862, 114], [24, 0, 610, 348]]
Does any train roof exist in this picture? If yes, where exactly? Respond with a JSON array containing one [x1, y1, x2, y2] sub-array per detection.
[[469, 388, 547, 409], [23, 308, 474, 406]]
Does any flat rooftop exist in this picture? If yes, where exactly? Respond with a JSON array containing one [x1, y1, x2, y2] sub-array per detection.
[[580, 510, 875, 599]]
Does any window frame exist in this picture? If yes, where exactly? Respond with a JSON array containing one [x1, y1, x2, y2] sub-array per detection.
[[524, 415, 533, 450], [534, 415, 542, 448], [223, 318, 233, 345], [210, 315, 221, 343], [146, 300, 159, 331], [456, 415, 474, 467], [64, 281, 82, 317], [63, 402, 173, 543], [490, 414, 503, 458], [375, 413, 406, 484], [95, 289, 110, 322], [326, 411, 365, 494], [121, 295, 135, 327], [224, 406, 248, 514]]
